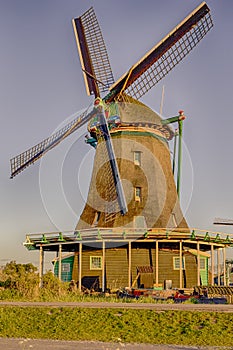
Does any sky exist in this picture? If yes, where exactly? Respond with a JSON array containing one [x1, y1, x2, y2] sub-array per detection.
[[1, 0, 233, 269]]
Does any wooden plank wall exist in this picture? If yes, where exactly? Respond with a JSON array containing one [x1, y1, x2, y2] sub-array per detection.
[[77, 244, 201, 289]]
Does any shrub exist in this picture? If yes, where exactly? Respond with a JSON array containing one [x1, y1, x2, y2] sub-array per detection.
[[0, 261, 39, 299]]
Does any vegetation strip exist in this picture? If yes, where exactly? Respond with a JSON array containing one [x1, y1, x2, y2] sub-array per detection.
[[0, 307, 232, 346], [0, 262, 232, 346]]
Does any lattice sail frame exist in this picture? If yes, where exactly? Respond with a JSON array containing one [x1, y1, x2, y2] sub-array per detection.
[[10, 106, 94, 178], [72, 7, 115, 97], [107, 2, 213, 102]]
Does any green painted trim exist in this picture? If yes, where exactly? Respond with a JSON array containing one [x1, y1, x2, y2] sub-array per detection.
[[172, 132, 178, 175], [190, 230, 196, 240], [177, 119, 183, 198], [162, 115, 180, 125], [224, 235, 231, 244], [74, 231, 82, 240], [204, 232, 210, 242], [41, 234, 49, 244], [58, 232, 66, 242]]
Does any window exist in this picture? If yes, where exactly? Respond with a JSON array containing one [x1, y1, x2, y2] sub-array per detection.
[[172, 213, 178, 227], [135, 187, 141, 202], [200, 258, 206, 270], [90, 256, 102, 270], [173, 257, 185, 270], [92, 211, 101, 227], [134, 151, 141, 166], [61, 263, 70, 273]]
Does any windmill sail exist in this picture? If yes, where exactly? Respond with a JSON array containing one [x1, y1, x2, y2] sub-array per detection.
[[73, 8, 127, 215], [106, 2, 213, 102], [72, 7, 115, 97], [10, 106, 95, 178]]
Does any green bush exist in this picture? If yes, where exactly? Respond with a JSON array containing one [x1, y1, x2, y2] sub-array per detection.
[[0, 261, 39, 299]]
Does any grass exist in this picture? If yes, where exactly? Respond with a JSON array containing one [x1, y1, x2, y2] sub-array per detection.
[[0, 287, 172, 303], [0, 306, 232, 346]]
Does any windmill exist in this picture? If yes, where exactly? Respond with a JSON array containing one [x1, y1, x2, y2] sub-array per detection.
[[10, 3, 213, 232]]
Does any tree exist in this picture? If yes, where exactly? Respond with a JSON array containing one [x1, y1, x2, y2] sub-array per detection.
[[0, 261, 39, 298]]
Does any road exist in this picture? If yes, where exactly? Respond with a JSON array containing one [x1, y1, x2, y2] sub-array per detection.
[[0, 338, 231, 350], [1, 301, 233, 312]]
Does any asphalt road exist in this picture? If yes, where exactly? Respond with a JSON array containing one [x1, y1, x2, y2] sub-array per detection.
[[0, 338, 231, 350], [1, 301, 233, 312]]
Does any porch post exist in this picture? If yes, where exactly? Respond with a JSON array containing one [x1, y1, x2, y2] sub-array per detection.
[[39, 245, 44, 288], [211, 244, 214, 285], [128, 241, 132, 288], [197, 241, 200, 286], [155, 240, 159, 285], [223, 247, 226, 286], [217, 248, 221, 286], [179, 240, 182, 289], [78, 243, 82, 292], [226, 261, 230, 286], [102, 241, 105, 292], [58, 244, 62, 281]]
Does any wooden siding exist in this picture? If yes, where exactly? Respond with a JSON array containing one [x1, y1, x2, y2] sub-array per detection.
[[105, 248, 128, 290], [131, 245, 155, 288], [67, 243, 202, 289], [81, 249, 103, 288]]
